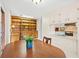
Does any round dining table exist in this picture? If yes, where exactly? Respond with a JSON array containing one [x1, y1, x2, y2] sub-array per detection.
[[1, 40, 66, 58]]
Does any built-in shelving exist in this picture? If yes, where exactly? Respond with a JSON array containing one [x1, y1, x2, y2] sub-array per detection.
[[11, 16, 38, 42]]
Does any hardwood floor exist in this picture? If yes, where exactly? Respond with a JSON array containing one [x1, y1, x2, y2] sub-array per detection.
[[1, 40, 66, 58]]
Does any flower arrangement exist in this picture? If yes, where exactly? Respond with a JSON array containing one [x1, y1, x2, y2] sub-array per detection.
[[23, 35, 33, 48]]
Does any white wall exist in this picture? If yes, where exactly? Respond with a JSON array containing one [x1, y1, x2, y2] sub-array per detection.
[[76, 21, 79, 57], [42, 16, 51, 37], [42, 1, 79, 57], [5, 10, 11, 45], [0, 0, 11, 56], [1, 1, 11, 45], [37, 17, 43, 40]]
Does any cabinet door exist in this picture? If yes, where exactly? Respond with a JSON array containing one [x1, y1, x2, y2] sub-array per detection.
[[11, 35, 19, 42]]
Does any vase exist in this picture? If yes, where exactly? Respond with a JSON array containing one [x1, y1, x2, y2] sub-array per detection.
[[26, 40, 33, 48]]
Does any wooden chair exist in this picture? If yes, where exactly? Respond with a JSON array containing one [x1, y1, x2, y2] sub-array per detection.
[[43, 36, 51, 45]]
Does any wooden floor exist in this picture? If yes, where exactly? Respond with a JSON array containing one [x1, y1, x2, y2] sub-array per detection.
[[1, 40, 66, 58]]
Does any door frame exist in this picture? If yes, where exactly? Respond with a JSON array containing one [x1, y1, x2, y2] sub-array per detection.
[[1, 7, 5, 49]]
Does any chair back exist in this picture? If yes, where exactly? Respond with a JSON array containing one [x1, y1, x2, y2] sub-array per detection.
[[43, 36, 51, 44]]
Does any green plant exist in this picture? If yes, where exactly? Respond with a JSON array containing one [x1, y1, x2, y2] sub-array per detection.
[[23, 35, 33, 41]]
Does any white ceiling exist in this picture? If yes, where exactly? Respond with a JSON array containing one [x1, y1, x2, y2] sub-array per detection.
[[2, 0, 78, 18]]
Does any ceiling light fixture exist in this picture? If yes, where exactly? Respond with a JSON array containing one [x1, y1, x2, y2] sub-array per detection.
[[32, 0, 42, 5]]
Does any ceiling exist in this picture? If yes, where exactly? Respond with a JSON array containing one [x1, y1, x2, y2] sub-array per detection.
[[2, 0, 78, 18]]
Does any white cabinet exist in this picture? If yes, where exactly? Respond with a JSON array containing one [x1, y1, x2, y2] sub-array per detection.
[[51, 35, 77, 57]]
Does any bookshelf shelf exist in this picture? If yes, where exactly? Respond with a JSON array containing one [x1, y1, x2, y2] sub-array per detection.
[[11, 16, 38, 42]]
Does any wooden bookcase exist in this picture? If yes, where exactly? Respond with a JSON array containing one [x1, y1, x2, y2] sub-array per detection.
[[11, 16, 38, 42]]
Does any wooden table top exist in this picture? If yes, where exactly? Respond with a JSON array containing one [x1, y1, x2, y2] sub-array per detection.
[[1, 40, 66, 58]]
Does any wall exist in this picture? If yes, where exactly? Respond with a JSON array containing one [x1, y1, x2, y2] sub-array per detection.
[[0, 0, 11, 56], [0, 0, 2, 55], [42, 1, 79, 57], [37, 17, 42, 40], [42, 16, 51, 37], [5, 10, 11, 45], [1, 0, 11, 45], [76, 21, 79, 57]]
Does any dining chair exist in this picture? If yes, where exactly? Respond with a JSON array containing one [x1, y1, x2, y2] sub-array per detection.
[[43, 36, 51, 45]]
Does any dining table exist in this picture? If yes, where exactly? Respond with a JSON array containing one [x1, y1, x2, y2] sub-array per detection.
[[1, 40, 66, 58]]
